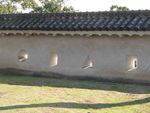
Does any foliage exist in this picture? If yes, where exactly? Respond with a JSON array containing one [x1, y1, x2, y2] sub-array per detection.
[[0, 0, 75, 14], [33, 0, 74, 13], [110, 5, 129, 11], [0, 1, 17, 13]]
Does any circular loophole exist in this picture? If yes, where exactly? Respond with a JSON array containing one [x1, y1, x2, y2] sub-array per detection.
[[18, 50, 28, 62]]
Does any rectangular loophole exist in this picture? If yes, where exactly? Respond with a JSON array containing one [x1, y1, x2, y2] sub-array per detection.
[[50, 52, 58, 67], [127, 55, 138, 71]]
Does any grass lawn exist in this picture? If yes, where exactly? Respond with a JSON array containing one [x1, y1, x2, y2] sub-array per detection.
[[0, 73, 150, 113]]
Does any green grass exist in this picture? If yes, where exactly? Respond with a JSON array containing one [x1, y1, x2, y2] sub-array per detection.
[[0, 73, 150, 113]]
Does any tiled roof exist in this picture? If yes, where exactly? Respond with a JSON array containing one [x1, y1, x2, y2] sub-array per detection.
[[0, 10, 150, 31]]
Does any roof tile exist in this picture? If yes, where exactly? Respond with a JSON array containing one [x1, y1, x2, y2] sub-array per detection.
[[0, 10, 150, 31]]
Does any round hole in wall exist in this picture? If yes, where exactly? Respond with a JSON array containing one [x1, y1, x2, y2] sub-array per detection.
[[18, 50, 28, 62]]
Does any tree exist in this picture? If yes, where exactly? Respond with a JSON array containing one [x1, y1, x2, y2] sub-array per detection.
[[0, 0, 75, 14], [0, 1, 17, 13], [33, 0, 74, 13], [110, 5, 129, 11]]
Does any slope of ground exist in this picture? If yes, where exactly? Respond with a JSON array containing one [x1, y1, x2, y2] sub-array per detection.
[[0, 74, 150, 113]]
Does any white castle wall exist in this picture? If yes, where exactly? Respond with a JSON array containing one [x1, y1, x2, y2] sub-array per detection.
[[0, 33, 150, 83]]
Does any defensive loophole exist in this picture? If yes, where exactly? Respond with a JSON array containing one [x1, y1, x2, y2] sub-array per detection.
[[18, 50, 28, 62], [50, 52, 58, 67], [82, 56, 93, 69], [127, 55, 138, 71]]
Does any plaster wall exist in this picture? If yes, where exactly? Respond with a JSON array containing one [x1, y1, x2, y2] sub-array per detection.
[[0, 34, 150, 83]]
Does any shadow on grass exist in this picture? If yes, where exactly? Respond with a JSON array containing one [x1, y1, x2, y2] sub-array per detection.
[[0, 73, 150, 94], [0, 97, 149, 110]]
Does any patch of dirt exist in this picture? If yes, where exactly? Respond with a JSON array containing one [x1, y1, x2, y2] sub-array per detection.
[[0, 92, 5, 98], [84, 99, 93, 103], [41, 108, 57, 113]]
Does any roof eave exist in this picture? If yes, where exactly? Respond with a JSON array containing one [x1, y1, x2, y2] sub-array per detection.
[[0, 30, 149, 37]]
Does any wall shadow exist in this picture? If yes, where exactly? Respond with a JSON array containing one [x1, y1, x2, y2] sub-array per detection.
[[0, 97, 149, 110], [0, 72, 150, 94]]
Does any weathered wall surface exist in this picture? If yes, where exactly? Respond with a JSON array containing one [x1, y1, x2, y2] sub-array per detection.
[[0, 34, 150, 83]]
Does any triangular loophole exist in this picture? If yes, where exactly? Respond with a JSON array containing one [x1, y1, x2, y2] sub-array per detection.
[[82, 56, 93, 69]]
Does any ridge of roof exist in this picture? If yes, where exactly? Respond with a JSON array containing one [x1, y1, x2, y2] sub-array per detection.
[[0, 10, 150, 20]]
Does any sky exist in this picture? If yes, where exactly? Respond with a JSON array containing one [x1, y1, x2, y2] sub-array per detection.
[[65, 0, 150, 11]]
